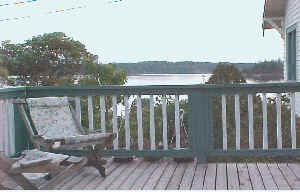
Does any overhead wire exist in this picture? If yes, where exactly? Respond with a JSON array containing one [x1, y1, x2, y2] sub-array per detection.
[[0, 0, 124, 23], [0, 0, 37, 7], [0, 4, 87, 22]]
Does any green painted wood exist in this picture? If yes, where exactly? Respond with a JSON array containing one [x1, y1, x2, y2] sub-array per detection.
[[51, 148, 193, 157], [209, 149, 300, 157], [13, 104, 33, 157], [287, 24, 297, 81], [189, 91, 211, 163], [4, 82, 300, 99], [287, 24, 297, 34]]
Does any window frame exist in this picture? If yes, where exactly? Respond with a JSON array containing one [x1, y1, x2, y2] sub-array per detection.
[[286, 24, 297, 81]]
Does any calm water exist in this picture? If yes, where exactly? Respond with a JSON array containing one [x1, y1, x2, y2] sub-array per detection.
[[126, 74, 211, 86]]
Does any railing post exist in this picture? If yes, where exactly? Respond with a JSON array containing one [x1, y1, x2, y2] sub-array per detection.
[[189, 91, 211, 163]]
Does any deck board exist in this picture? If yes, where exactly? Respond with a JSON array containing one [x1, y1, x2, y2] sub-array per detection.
[[3, 160, 300, 190], [216, 163, 227, 190], [191, 163, 207, 190], [267, 163, 290, 190], [54, 166, 86, 189], [166, 162, 186, 190], [72, 158, 114, 190], [278, 163, 300, 189], [237, 163, 252, 189], [257, 163, 277, 190], [59, 167, 90, 190], [288, 163, 300, 182], [179, 160, 197, 190], [247, 163, 265, 190], [143, 160, 169, 190], [107, 159, 143, 190], [94, 162, 129, 190], [118, 161, 150, 190], [226, 163, 239, 190], [203, 163, 216, 190], [155, 161, 177, 190], [131, 162, 159, 190], [84, 162, 120, 190]]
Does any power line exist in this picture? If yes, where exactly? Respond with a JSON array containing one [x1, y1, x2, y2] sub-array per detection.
[[0, 0, 125, 23], [0, 5, 87, 22], [0, 0, 37, 7]]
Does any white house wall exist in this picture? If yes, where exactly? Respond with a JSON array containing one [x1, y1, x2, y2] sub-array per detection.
[[285, 0, 300, 115], [285, 0, 300, 80]]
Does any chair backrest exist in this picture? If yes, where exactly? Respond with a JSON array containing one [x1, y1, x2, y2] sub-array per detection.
[[26, 97, 83, 140]]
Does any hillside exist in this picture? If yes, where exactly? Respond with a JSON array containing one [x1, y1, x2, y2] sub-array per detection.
[[116, 61, 256, 75], [242, 60, 283, 81]]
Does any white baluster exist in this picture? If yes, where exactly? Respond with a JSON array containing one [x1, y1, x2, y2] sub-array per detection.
[[175, 95, 180, 149], [248, 94, 254, 150], [88, 96, 94, 132], [276, 93, 282, 149], [137, 95, 143, 150], [150, 95, 156, 150], [124, 95, 130, 150], [162, 95, 168, 150], [235, 94, 240, 150], [291, 92, 296, 149], [262, 93, 268, 150], [112, 96, 118, 150], [222, 95, 227, 151], [100, 96, 106, 133], [75, 97, 81, 123]]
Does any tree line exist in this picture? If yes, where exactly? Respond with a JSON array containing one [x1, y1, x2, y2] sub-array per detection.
[[116, 61, 256, 75]]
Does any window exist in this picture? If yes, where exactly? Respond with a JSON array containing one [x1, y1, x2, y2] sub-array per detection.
[[287, 24, 297, 81]]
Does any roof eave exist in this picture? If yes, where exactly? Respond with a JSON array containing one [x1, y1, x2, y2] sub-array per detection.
[[262, 0, 286, 38]]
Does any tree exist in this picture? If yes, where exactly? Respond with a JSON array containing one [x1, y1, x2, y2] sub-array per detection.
[[80, 61, 127, 86], [208, 63, 246, 84], [242, 59, 284, 81], [1, 32, 90, 86]]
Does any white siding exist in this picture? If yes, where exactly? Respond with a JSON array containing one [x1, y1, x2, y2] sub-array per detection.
[[284, 0, 300, 115], [285, 0, 300, 80], [0, 99, 15, 157]]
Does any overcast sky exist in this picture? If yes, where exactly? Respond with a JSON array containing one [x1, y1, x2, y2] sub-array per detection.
[[0, 0, 283, 63]]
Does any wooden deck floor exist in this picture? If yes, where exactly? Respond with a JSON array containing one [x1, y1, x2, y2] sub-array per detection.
[[3, 158, 300, 190]]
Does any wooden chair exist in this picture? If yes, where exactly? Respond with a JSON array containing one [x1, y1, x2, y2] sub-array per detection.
[[15, 97, 115, 178]]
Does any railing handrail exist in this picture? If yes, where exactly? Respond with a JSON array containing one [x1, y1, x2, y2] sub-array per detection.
[[1, 81, 300, 99]]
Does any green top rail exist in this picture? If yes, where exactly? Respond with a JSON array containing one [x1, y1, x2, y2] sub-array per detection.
[[1, 81, 300, 99]]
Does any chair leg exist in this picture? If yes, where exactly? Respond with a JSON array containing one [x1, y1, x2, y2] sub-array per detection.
[[87, 146, 106, 177]]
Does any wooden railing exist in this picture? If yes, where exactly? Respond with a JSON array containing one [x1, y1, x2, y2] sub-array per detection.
[[1, 82, 300, 161]]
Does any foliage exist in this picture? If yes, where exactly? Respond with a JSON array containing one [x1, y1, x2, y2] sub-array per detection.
[[243, 59, 284, 81], [207, 63, 246, 84], [0, 32, 90, 86], [80, 62, 127, 86], [0, 66, 8, 80]]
